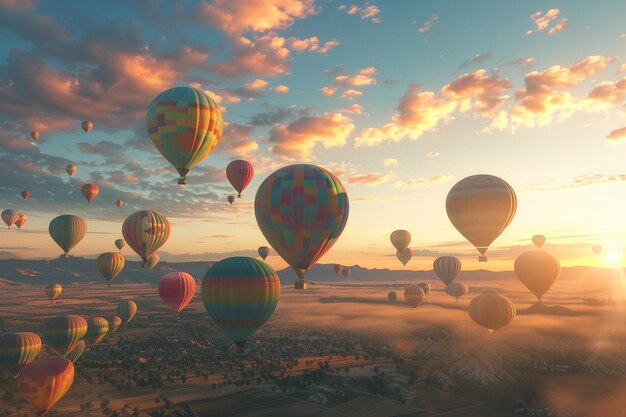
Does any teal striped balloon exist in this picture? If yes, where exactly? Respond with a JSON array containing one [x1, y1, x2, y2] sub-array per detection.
[[201, 257, 280, 347], [49, 215, 87, 256]]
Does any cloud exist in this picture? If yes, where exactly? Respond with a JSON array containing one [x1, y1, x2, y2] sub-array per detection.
[[287, 36, 339, 53], [339, 3, 380, 23], [584, 77, 626, 110], [78, 141, 125, 157], [338, 104, 364, 114], [417, 14, 438, 33], [321, 66, 377, 100], [211, 34, 291, 79], [426, 151, 440, 159], [382, 159, 398, 167], [274, 85, 289, 93], [523, 172, 626, 192], [548, 18, 568, 35], [441, 69, 510, 115], [527, 9, 566, 35], [606, 127, 626, 143], [459, 53, 492, 69], [508, 57, 534, 69], [218, 122, 260, 155], [393, 175, 454, 189], [346, 172, 395, 186], [248, 105, 312, 126], [268, 112, 355, 159]]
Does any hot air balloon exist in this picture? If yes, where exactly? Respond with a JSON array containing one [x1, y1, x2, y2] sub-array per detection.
[[159, 272, 196, 318], [115, 239, 126, 251], [116, 300, 137, 326], [15, 213, 27, 230], [202, 257, 280, 349], [85, 317, 109, 346], [387, 291, 397, 302], [109, 316, 122, 334], [49, 215, 87, 257], [417, 282, 431, 295], [0, 332, 41, 376], [1, 209, 18, 228], [258, 246, 269, 260], [96, 252, 125, 285], [143, 253, 159, 269], [445, 282, 469, 301], [446, 175, 517, 261], [341, 268, 351, 278], [66, 340, 85, 364], [255, 164, 349, 289], [122, 210, 170, 266], [390, 230, 411, 253], [227, 195, 235, 205], [81, 183, 99, 205], [514, 250, 561, 302], [404, 286, 425, 308], [30, 131, 39, 141], [333, 264, 343, 275], [532, 235, 546, 249], [46, 283, 62, 302], [65, 164, 76, 177], [226, 160, 254, 198], [81, 120, 93, 133], [43, 315, 87, 356], [469, 292, 516, 333], [115, 200, 123, 208], [21, 190, 30, 200], [147, 87, 223, 184], [396, 248, 413, 266], [433, 256, 461, 285], [17, 356, 74, 416], [592, 245, 603, 255]]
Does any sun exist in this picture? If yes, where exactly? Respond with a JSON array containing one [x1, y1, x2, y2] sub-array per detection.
[[603, 250, 621, 266]]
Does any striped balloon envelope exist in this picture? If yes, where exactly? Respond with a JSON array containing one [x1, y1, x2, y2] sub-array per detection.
[[96, 252, 125, 284], [0, 332, 42, 376], [2, 209, 19, 228], [202, 257, 280, 348], [46, 283, 62, 301], [116, 300, 137, 326], [445, 282, 469, 301], [469, 292, 516, 333], [122, 210, 170, 266], [143, 253, 159, 269], [66, 340, 85, 364], [254, 164, 349, 288], [433, 256, 462, 285], [85, 317, 109, 346], [226, 160, 254, 198], [109, 315, 122, 334], [158, 272, 196, 318], [404, 286, 425, 308], [48, 214, 87, 257], [43, 315, 87, 356], [18, 356, 74, 415]]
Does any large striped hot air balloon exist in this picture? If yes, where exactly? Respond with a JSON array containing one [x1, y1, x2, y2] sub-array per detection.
[[433, 256, 461, 285], [116, 300, 137, 326], [202, 257, 280, 348], [159, 272, 196, 318], [390, 230, 411, 253], [43, 315, 87, 356], [15, 213, 27, 230], [446, 175, 517, 262], [396, 248, 413, 266], [143, 253, 159, 269], [147, 87, 223, 184], [65, 164, 76, 177], [66, 340, 85, 364], [122, 210, 170, 266], [514, 250, 561, 302], [109, 316, 122, 334], [0, 332, 42, 376], [445, 282, 469, 301], [48, 215, 87, 257], [96, 252, 125, 285], [81, 183, 99, 205], [404, 286, 425, 308], [226, 160, 254, 198], [255, 164, 349, 289], [257, 246, 269, 260], [85, 317, 109, 346], [469, 292, 516, 333], [46, 283, 62, 302], [17, 356, 74, 416], [1, 209, 19, 229]]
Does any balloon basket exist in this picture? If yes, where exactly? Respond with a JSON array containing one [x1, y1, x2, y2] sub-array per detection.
[[478, 255, 487, 262], [294, 280, 308, 290], [178, 177, 188, 185]]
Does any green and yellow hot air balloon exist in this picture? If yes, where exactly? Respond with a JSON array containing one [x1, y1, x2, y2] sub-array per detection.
[[49, 215, 87, 257]]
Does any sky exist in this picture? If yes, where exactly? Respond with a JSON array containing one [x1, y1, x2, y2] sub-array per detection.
[[0, 0, 625, 271]]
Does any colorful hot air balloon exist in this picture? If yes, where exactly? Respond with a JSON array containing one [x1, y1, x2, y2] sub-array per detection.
[[333, 264, 343, 275], [81, 183, 99, 205], [417, 282, 431, 295], [255, 164, 349, 289], [65, 340, 85, 364], [147, 87, 223, 184], [227, 195, 235, 205], [30, 131, 39, 141], [532, 235, 546, 249], [514, 250, 561, 301], [0, 332, 42, 376], [1, 209, 19, 228], [43, 315, 87, 356], [17, 356, 74, 416], [81, 120, 93, 133], [396, 248, 413, 266], [390, 230, 411, 253], [49, 215, 87, 257], [115, 239, 126, 251], [226, 160, 254, 198], [46, 283, 62, 301], [116, 300, 137, 326], [109, 316, 122, 334], [433, 256, 461, 285], [15, 213, 27, 230], [446, 175, 517, 261], [341, 267, 351, 278], [85, 317, 109, 346], [115, 200, 124, 208], [21, 190, 30, 200], [159, 272, 196, 318], [65, 164, 76, 177], [122, 210, 170, 266], [469, 292, 516, 333], [387, 291, 397, 302], [96, 252, 125, 285], [257, 246, 270, 260], [202, 257, 280, 348], [143, 253, 159, 269], [445, 282, 469, 301], [592, 245, 603, 255], [404, 286, 425, 308]]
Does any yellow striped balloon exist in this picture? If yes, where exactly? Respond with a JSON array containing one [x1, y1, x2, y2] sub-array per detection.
[[0, 332, 42, 376], [46, 283, 62, 301], [85, 317, 109, 346], [122, 210, 170, 266], [96, 252, 125, 284], [43, 315, 87, 356]]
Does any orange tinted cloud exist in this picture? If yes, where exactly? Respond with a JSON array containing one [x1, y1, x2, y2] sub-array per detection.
[[287, 36, 339, 53], [417, 14, 438, 33], [339, 3, 381, 23], [394, 175, 455, 189], [212, 34, 291, 79], [606, 127, 626, 143], [322, 66, 377, 100], [527, 9, 565, 35], [585, 77, 626, 109], [346, 172, 395, 185]]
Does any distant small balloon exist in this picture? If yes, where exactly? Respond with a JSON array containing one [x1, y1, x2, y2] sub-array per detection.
[[81, 120, 93, 133], [514, 250, 561, 301], [116, 200, 124, 208], [46, 283, 62, 301], [396, 248, 413, 266], [390, 230, 411, 253], [85, 317, 109, 346], [258, 246, 270, 260], [115, 239, 126, 251], [333, 264, 343, 275], [30, 131, 39, 141], [592, 245, 603, 255], [1, 209, 19, 229], [417, 282, 430, 295], [227, 195, 235, 205], [116, 300, 137, 326], [21, 190, 30, 200], [81, 184, 99, 205], [66, 164, 76, 177], [404, 286, 425, 308], [532, 235, 546, 249], [387, 291, 397, 302], [15, 213, 27, 230], [445, 282, 469, 301], [341, 267, 351, 278], [468, 292, 516, 333], [434, 256, 462, 285], [109, 316, 122, 334]]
